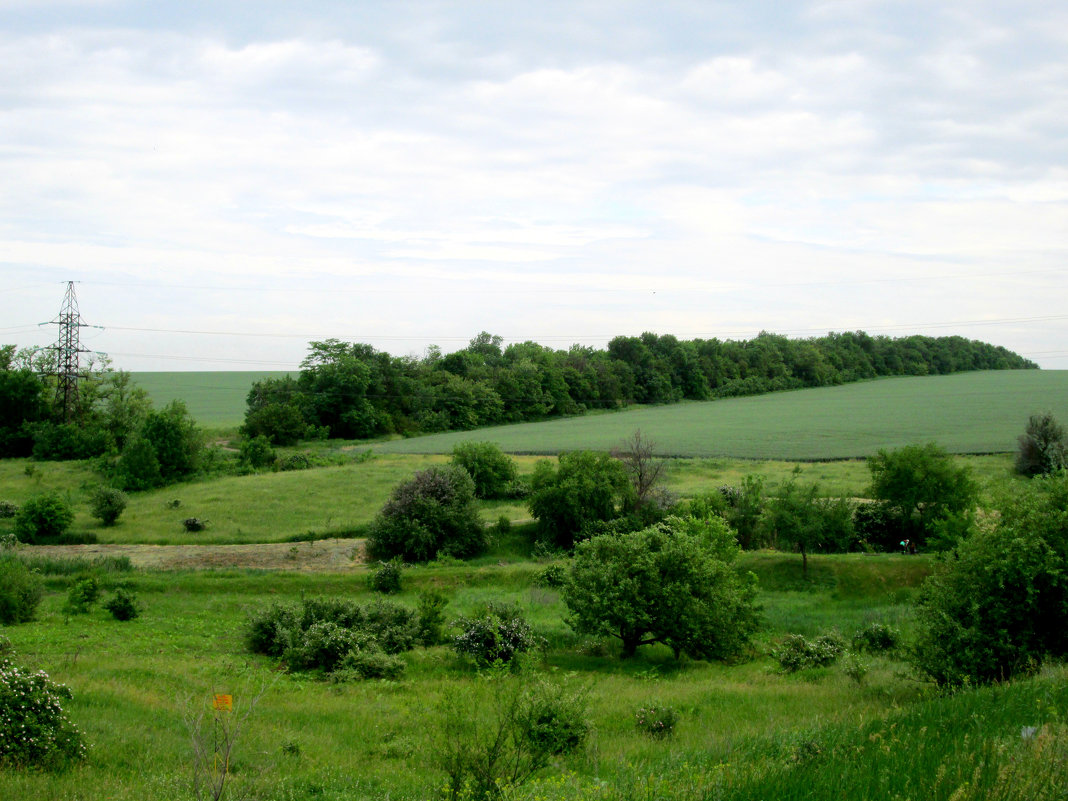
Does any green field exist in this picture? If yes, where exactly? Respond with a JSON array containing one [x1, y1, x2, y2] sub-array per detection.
[[131, 371, 294, 428], [374, 371, 1068, 459]]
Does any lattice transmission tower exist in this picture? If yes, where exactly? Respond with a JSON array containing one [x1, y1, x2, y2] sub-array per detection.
[[48, 281, 90, 422]]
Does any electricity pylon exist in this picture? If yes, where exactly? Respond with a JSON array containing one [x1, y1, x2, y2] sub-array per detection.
[[48, 281, 90, 422]]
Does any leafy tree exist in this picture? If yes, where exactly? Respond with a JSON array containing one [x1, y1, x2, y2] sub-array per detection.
[[97, 369, 151, 452], [116, 401, 202, 489], [762, 473, 856, 573], [528, 451, 632, 548], [89, 486, 128, 526], [1016, 411, 1067, 477], [115, 434, 162, 491], [366, 466, 487, 562], [562, 518, 759, 659], [239, 434, 276, 469], [910, 472, 1068, 686], [0, 554, 44, 624], [867, 443, 978, 547], [450, 441, 518, 499], [0, 367, 45, 457]]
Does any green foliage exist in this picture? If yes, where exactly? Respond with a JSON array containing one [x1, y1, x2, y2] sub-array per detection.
[[0, 555, 43, 624], [335, 648, 406, 681], [12, 492, 74, 544], [366, 465, 487, 562], [183, 517, 208, 532], [1016, 411, 1067, 477], [720, 475, 768, 549], [450, 441, 519, 499], [532, 563, 567, 588], [867, 443, 978, 546], [89, 486, 128, 526], [30, 421, 112, 460], [452, 602, 543, 668], [435, 674, 590, 800], [416, 589, 450, 646], [562, 518, 760, 659], [239, 434, 276, 469], [763, 474, 857, 569], [911, 477, 1068, 687], [103, 587, 140, 621], [0, 500, 17, 518], [0, 657, 86, 769], [772, 632, 846, 672], [634, 704, 678, 739], [64, 576, 101, 615], [851, 622, 900, 653], [115, 401, 202, 490], [0, 367, 46, 457], [367, 558, 403, 594], [114, 435, 161, 490], [528, 451, 633, 548]]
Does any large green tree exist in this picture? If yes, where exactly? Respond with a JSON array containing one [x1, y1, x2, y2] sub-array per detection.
[[528, 451, 633, 548], [562, 516, 759, 659]]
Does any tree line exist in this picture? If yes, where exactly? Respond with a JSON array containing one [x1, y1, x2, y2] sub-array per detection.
[[244, 330, 1037, 443]]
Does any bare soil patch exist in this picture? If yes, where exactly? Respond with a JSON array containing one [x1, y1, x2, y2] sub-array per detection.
[[23, 538, 366, 571]]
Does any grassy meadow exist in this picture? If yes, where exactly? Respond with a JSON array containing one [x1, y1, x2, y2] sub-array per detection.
[[131, 371, 295, 429], [1, 370, 1064, 799]]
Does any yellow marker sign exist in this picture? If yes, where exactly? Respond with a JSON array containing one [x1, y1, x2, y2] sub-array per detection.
[[213, 694, 233, 712]]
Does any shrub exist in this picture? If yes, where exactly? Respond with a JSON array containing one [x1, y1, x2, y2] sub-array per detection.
[[772, 632, 846, 672], [852, 622, 900, 653], [89, 486, 128, 527], [103, 587, 140, 621], [367, 558, 403, 594], [361, 600, 419, 654], [528, 451, 633, 549], [0, 657, 86, 769], [12, 492, 74, 544], [278, 453, 312, 471], [239, 434, 276, 469], [366, 465, 487, 562], [635, 704, 678, 739], [450, 441, 518, 499], [452, 602, 542, 668], [282, 621, 365, 672], [842, 651, 869, 685], [64, 576, 101, 615], [416, 590, 449, 646], [336, 648, 406, 681], [533, 563, 567, 588], [0, 500, 18, 518], [183, 517, 208, 532], [0, 555, 44, 624], [1016, 411, 1067, 477]]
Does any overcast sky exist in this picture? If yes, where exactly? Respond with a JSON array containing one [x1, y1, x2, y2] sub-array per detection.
[[2, 0, 1065, 371]]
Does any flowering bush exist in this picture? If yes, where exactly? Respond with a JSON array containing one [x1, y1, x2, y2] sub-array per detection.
[[0, 658, 86, 769], [773, 632, 846, 673], [452, 602, 543, 668], [635, 704, 678, 739], [0, 554, 43, 625]]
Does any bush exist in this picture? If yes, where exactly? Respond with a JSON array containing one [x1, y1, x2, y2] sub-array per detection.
[[452, 602, 542, 668], [635, 704, 678, 739], [239, 434, 276, 469], [13, 492, 74, 544], [367, 558, 403, 594], [1016, 411, 1067, 477], [183, 517, 207, 532], [528, 451, 633, 549], [0, 555, 44, 624], [283, 621, 365, 672], [89, 486, 128, 527], [366, 466, 487, 562], [772, 632, 846, 672], [416, 590, 449, 646], [65, 576, 101, 615], [852, 622, 900, 653], [450, 441, 519, 500], [0, 657, 86, 769], [533, 563, 567, 588], [278, 453, 312, 471], [0, 500, 19, 518], [103, 587, 140, 621], [336, 648, 406, 680]]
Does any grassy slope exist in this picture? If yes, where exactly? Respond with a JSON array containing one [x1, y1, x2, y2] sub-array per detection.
[[131, 370, 294, 428], [374, 370, 1068, 459]]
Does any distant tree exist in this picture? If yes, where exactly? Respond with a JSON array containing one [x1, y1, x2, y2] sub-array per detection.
[[867, 443, 978, 547], [13, 493, 74, 544], [366, 466, 487, 562], [450, 441, 518, 499], [528, 451, 633, 548], [762, 473, 857, 572], [1016, 412, 1067, 477], [0, 367, 46, 457], [562, 518, 759, 659]]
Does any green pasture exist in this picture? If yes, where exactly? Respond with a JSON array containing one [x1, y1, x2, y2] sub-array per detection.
[[0, 451, 1019, 546], [373, 370, 1068, 459], [131, 371, 293, 429], [2, 554, 1064, 801]]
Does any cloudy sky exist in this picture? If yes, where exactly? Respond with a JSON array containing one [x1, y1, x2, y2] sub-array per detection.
[[1, 0, 1065, 371]]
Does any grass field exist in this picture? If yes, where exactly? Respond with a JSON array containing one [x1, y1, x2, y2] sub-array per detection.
[[131, 371, 294, 429], [132, 369, 1068, 459], [2, 553, 1064, 801], [373, 370, 1068, 459]]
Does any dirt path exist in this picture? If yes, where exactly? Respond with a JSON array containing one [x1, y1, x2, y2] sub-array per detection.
[[23, 538, 366, 572]]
